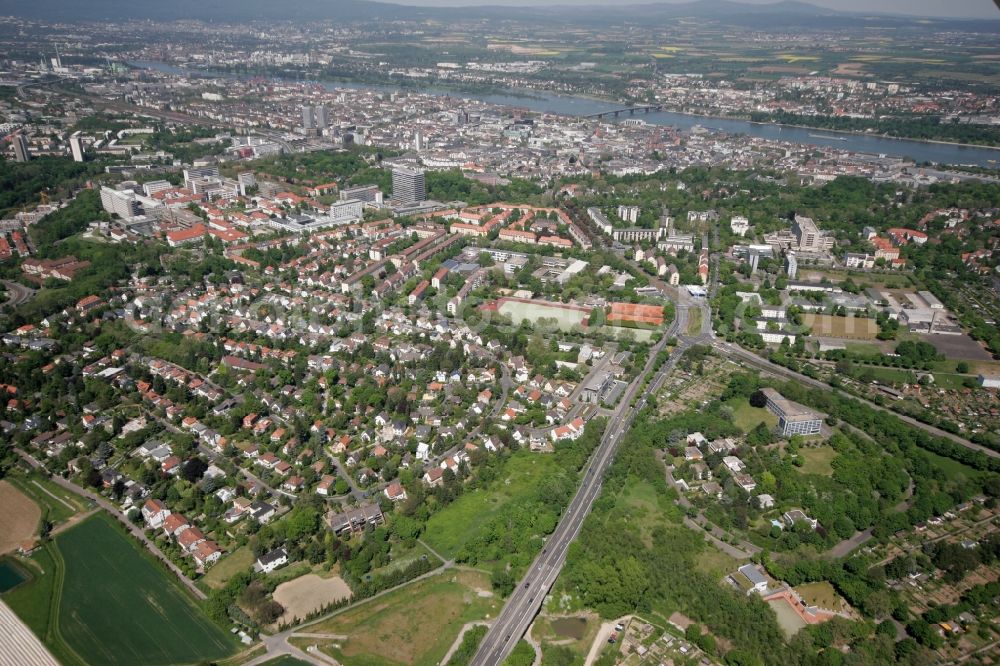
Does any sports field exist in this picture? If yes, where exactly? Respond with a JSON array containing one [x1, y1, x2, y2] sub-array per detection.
[[497, 298, 589, 332], [54, 515, 234, 665]]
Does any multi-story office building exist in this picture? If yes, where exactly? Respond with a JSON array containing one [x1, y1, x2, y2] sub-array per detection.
[[183, 166, 220, 189], [760, 388, 823, 436], [314, 105, 328, 129], [792, 214, 835, 252], [100, 186, 143, 220], [328, 199, 364, 223], [392, 166, 426, 205], [302, 105, 315, 130], [340, 184, 383, 205]]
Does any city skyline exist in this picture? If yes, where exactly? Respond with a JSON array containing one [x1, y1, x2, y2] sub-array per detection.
[[385, 0, 999, 19]]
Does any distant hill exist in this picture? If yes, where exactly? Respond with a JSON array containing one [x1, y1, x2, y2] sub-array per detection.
[[2, 0, 998, 30]]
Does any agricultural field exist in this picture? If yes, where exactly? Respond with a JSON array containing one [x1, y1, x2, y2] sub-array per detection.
[[801, 314, 878, 340], [0, 481, 41, 554], [4, 514, 235, 666], [300, 570, 500, 666]]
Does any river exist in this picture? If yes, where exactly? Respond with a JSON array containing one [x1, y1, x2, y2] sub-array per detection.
[[131, 60, 1000, 168]]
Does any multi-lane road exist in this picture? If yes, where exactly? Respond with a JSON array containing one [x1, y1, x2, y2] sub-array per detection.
[[471, 299, 709, 665]]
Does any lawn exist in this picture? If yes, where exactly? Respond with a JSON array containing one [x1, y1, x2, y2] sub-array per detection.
[[303, 570, 501, 666], [796, 446, 837, 476], [202, 544, 255, 590], [726, 398, 778, 433], [423, 452, 563, 559], [55, 514, 235, 665]]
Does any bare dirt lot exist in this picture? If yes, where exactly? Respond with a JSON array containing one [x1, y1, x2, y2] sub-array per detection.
[[918, 334, 993, 361], [0, 481, 40, 554], [273, 573, 351, 625]]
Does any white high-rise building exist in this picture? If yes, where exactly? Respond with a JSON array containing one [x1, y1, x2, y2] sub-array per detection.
[[70, 133, 85, 162], [302, 105, 315, 130], [785, 251, 798, 279], [392, 166, 426, 205], [617, 205, 640, 224], [414, 131, 425, 152]]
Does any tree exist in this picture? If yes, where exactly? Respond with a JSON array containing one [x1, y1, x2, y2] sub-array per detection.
[[491, 567, 515, 596], [749, 390, 767, 408], [181, 457, 209, 483]]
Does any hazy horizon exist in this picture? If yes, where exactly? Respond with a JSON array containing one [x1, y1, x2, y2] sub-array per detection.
[[382, 0, 1000, 19]]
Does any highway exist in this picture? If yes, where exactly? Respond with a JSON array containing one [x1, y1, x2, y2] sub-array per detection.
[[471, 299, 711, 665]]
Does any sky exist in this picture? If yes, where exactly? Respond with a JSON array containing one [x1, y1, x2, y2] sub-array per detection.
[[386, 0, 1000, 19]]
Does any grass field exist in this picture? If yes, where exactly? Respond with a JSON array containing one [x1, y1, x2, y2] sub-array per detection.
[[202, 544, 254, 589], [423, 452, 563, 559], [802, 314, 878, 340], [920, 449, 979, 483], [55, 514, 234, 665], [604, 479, 679, 547], [304, 570, 500, 666], [726, 399, 778, 433], [860, 366, 969, 390], [796, 446, 837, 476], [686, 307, 703, 337]]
